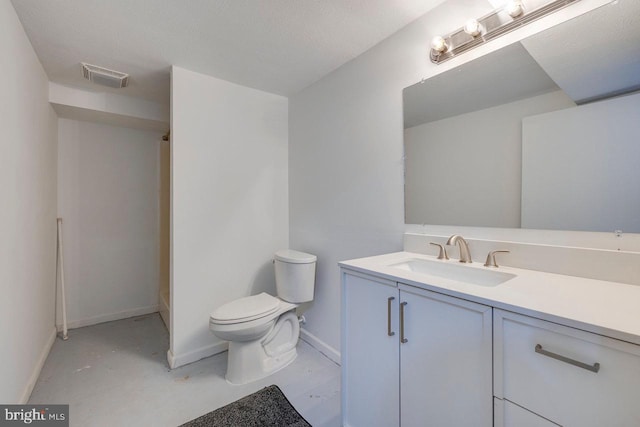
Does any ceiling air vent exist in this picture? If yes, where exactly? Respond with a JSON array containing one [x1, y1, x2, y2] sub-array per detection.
[[81, 63, 129, 88]]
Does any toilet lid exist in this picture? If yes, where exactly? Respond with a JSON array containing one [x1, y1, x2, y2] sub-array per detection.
[[210, 293, 280, 323], [274, 249, 317, 264]]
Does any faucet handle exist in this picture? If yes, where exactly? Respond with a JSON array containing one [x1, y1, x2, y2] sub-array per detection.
[[484, 250, 510, 268], [430, 242, 449, 260]]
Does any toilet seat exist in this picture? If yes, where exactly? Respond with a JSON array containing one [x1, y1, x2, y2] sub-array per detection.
[[210, 293, 280, 325]]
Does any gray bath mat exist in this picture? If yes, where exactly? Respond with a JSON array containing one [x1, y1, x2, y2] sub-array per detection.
[[180, 385, 311, 427]]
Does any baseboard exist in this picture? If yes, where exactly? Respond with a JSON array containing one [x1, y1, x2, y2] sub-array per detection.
[[56, 304, 159, 331], [159, 307, 169, 332], [300, 327, 341, 365], [167, 341, 228, 369], [19, 326, 56, 403]]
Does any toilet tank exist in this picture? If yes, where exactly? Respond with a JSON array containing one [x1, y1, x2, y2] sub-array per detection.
[[274, 249, 317, 303]]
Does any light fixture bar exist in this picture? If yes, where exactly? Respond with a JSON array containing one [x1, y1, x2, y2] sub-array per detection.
[[430, 0, 581, 64]]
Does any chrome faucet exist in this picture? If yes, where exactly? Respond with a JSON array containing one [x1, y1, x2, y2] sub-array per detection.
[[446, 235, 472, 263]]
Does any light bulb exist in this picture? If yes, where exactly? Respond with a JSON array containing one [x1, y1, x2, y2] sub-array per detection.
[[505, 0, 524, 18], [463, 19, 482, 37], [431, 36, 448, 53]]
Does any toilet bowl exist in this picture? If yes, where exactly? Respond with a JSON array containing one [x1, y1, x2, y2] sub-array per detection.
[[209, 249, 316, 385]]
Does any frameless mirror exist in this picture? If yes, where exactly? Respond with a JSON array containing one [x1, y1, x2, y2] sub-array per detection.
[[403, 0, 640, 233]]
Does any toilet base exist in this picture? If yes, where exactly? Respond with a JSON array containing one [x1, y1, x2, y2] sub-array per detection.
[[225, 310, 300, 385]]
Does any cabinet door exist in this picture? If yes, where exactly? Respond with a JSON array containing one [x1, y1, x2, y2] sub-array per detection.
[[399, 284, 492, 427], [342, 270, 400, 427]]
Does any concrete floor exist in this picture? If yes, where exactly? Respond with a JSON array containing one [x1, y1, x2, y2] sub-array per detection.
[[29, 314, 341, 427]]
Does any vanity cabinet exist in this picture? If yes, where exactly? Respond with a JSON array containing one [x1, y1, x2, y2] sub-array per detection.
[[342, 269, 493, 427], [494, 309, 640, 427]]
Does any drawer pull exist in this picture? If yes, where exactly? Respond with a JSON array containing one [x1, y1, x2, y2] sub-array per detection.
[[400, 302, 408, 343], [387, 297, 395, 336], [535, 344, 600, 373]]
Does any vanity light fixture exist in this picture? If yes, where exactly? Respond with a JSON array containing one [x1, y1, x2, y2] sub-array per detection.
[[463, 19, 483, 37], [431, 35, 448, 53], [430, 0, 582, 64], [505, 0, 525, 18]]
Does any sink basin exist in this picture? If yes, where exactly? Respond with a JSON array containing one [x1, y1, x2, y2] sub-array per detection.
[[388, 258, 516, 287]]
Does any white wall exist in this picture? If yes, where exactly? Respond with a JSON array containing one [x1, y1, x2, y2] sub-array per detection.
[[289, 0, 612, 357], [405, 90, 574, 227], [522, 92, 640, 232], [0, 0, 58, 403], [57, 119, 161, 328], [170, 66, 288, 367]]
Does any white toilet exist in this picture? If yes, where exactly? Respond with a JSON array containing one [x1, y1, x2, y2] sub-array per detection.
[[209, 249, 317, 385]]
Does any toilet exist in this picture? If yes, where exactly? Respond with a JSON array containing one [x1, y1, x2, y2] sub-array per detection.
[[209, 249, 317, 385]]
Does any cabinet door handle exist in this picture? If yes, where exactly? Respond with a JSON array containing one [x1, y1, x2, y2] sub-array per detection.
[[387, 297, 395, 336], [535, 344, 600, 373], [400, 302, 408, 343]]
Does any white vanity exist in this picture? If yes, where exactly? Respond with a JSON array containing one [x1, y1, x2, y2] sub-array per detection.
[[357, 1, 640, 425], [340, 250, 640, 427]]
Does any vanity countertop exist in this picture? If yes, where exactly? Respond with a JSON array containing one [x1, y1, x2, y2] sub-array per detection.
[[339, 251, 640, 346]]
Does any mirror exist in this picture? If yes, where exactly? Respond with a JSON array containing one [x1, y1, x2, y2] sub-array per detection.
[[403, 0, 640, 233]]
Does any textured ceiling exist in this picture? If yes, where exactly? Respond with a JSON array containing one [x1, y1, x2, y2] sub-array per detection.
[[11, 0, 448, 104]]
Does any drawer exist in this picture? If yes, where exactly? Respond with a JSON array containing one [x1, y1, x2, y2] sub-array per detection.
[[494, 309, 640, 427]]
